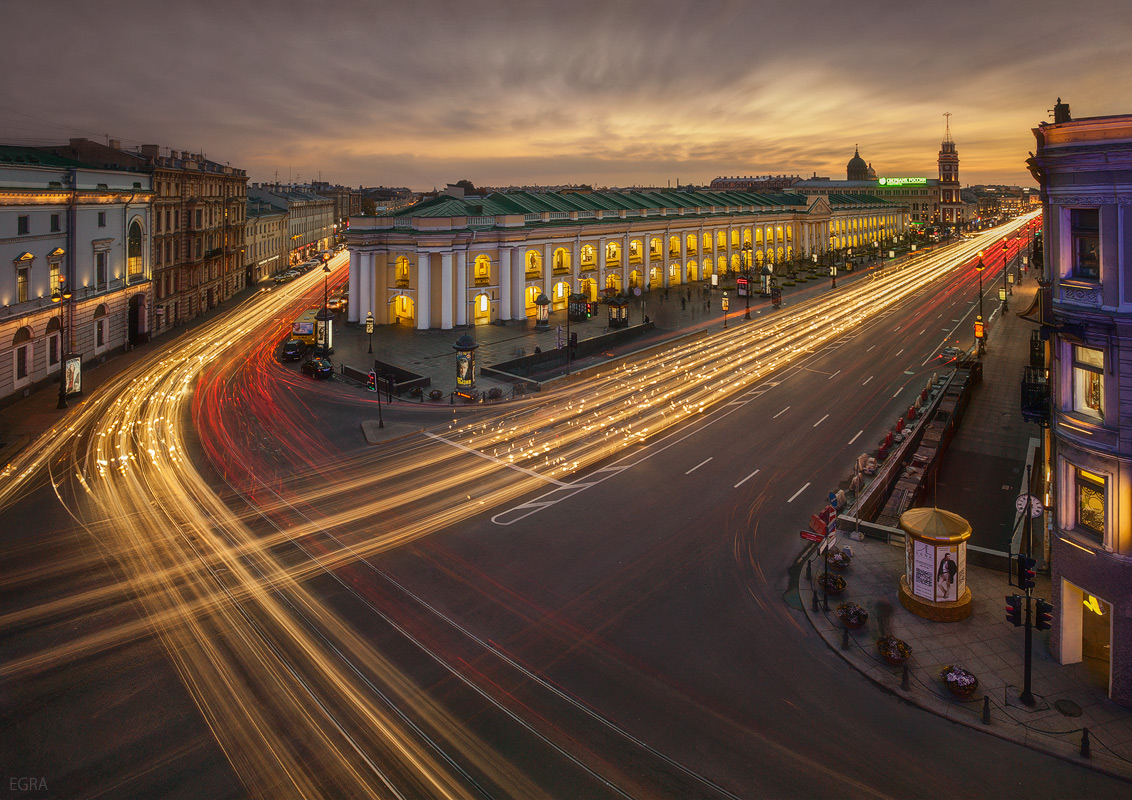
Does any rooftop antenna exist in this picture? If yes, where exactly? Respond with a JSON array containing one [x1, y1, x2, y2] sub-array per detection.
[[943, 112, 953, 143]]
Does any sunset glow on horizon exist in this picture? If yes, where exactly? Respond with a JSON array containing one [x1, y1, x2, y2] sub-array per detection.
[[3, 0, 1129, 191]]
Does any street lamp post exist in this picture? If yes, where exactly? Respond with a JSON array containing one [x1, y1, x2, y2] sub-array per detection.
[[52, 278, 72, 409], [1001, 237, 1010, 313], [741, 243, 752, 319], [321, 263, 331, 358], [975, 252, 986, 357]]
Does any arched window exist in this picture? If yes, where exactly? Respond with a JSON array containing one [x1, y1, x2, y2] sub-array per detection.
[[127, 219, 144, 277], [525, 250, 542, 277], [12, 326, 32, 345], [581, 244, 596, 265], [474, 254, 492, 283], [395, 256, 411, 284]]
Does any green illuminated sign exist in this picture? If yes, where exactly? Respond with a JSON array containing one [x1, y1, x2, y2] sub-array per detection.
[[878, 177, 928, 186]]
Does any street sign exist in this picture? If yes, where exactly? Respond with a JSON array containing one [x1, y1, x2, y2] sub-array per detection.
[[800, 530, 824, 543]]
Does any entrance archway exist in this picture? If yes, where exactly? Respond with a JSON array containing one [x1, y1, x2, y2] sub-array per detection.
[[128, 293, 146, 345], [580, 278, 596, 301], [628, 270, 642, 290], [473, 293, 491, 325], [552, 281, 570, 311], [524, 285, 541, 317], [686, 260, 698, 283], [605, 272, 622, 293], [392, 294, 415, 325]]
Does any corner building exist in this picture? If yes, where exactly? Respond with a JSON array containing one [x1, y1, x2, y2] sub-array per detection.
[[346, 188, 905, 329], [1029, 106, 1132, 706]]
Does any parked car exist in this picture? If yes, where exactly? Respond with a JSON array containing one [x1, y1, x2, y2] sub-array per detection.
[[280, 338, 306, 361], [301, 357, 333, 379]]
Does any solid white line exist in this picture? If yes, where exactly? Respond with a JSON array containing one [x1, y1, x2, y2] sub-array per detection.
[[848, 430, 863, 445], [828, 369, 841, 380], [788, 482, 811, 503], [734, 468, 760, 488], [813, 414, 829, 428], [862, 375, 874, 386], [686, 457, 712, 475], [773, 406, 790, 419], [424, 432, 569, 487]]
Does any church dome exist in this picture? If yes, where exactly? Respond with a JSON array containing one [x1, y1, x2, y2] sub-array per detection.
[[846, 146, 869, 181], [866, 161, 877, 180]]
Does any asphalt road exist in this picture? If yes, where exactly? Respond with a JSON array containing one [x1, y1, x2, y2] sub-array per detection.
[[5, 216, 1129, 798]]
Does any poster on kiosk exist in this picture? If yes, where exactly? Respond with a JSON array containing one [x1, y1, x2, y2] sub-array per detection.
[[456, 351, 475, 388], [64, 355, 82, 397]]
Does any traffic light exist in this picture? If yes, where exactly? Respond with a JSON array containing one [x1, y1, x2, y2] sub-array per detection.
[[366, 371, 377, 392], [1005, 594, 1023, 627], [1016, 554, 1036, 591], [1035, 598, 1054, 631]]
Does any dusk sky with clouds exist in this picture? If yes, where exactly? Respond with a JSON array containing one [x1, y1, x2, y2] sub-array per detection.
[[3, 0, 1129, 191]]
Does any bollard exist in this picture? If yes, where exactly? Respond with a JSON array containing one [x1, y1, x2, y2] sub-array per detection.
[[1081, 728, 1091, 759], [805, 559, 812, 581], [841, 628, 850, 650], [982, 696, 991, 724], [901, 665, 910, 690], [811, 592, 819, 612]]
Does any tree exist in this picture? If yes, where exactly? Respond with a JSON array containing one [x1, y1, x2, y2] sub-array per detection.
[[361, 198, 377, 216], [454, 179, 477, 193]]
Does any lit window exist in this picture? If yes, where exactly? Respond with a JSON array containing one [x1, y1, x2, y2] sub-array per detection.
[[1075, 468, 1105, 539], [1070, 208, 1099, 280], [1072, 345, 1104, 421], [16, 265, 29, 302]]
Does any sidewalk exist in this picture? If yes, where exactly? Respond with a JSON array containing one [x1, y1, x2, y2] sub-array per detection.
[[799, 275, 1132, 780]]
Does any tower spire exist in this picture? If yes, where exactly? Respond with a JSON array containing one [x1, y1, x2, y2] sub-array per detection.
[[943, 112, 953, 144]]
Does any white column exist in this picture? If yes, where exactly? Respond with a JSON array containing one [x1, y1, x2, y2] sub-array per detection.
[[455, 250, 467, 326], [544, 241, 553, 295], [416, 251, 431, 330], [512, 250, 527, 320], [440, 251, 453, 330], [571, 239, 580, 292], [598, 237, 606, 289], [622, 233, 631, 286], [500, 246, 512, 321], [359, 251, 373, 322], [347, 249, 361, 322], [679, 232, 686, 284], [663, 230, 671, 288]]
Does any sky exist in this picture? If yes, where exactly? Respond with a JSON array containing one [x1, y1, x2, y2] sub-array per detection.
[[2, 0, 1129, 192]]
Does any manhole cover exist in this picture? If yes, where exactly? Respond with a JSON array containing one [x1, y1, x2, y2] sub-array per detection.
[[1054, 699, 1082, 717]]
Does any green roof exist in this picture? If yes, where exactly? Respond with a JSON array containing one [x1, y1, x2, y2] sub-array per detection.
[[379, 187, 885, 225], [0, 145, 90, 168]]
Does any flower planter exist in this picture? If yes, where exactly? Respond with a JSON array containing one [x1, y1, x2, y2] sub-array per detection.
[[939, 665, 978, 697], [836, 602, 868, 629], [876, 636, 911, 665], [817, 573, 846, 595], [827, 552, 851, 571]]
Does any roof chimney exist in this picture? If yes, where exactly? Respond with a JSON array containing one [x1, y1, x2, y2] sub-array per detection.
[[108, 139, 121, 151]]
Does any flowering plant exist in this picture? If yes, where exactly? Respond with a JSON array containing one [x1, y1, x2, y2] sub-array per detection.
[[876, 635, 911, 660], [836, 602, 869, 626], [817, 572, 846, 592], [939, 665, 978, 691], [827, 550, 851, 569]]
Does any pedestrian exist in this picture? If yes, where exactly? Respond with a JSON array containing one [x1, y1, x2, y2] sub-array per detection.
[[681, 297, 686, 310]]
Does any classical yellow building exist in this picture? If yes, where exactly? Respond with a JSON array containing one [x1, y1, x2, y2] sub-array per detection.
[[346, 187, 906, 329]]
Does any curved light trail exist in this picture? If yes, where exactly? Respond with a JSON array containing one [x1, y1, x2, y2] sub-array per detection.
[[0, 215, 1040, 798]]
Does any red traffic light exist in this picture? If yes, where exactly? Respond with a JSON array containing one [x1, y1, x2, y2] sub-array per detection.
[[1016, 554, 1036, 591], [1005, 593, 1023, 627], [1035, 598, 1054, 631]]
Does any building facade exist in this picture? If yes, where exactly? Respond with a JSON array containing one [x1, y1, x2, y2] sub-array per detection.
[[245, 199, 289, 284], [35, 139, 248, 337], [0, 147, 152, 406], [345, 187, 905, 330], [247, 186, 336, 266], [1028, 103, 1132, 706]]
